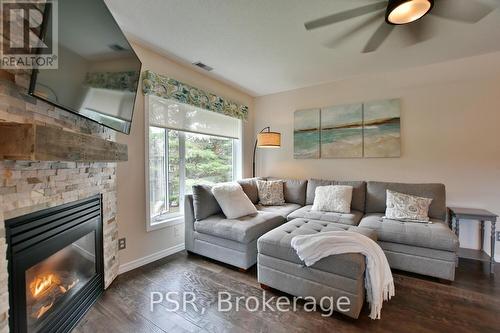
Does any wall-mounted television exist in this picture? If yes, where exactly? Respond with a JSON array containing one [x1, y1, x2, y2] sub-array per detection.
[[29, 0, 142, 134]]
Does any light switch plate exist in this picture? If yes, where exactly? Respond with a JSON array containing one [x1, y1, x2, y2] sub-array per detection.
[[118, 238, 126, 250]]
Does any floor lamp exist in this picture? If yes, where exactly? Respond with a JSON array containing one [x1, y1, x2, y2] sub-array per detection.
[[252, 127, 281, 177]]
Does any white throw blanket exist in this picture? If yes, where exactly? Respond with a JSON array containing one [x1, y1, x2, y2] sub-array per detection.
[[291, 231, 394, 320]]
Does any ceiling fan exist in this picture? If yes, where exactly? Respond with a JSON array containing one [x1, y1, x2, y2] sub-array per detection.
[[304, 0, 497, 53]]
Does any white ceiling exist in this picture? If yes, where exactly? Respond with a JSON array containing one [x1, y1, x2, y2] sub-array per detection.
[[59, 0, 134, 60], [104, 0, 500, 96]]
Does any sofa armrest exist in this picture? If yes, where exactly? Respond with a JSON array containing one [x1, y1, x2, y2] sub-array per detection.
[[184, 194, 195, 251]]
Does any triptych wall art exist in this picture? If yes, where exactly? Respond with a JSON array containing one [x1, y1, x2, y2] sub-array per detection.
[[294, 99, 401, 159]]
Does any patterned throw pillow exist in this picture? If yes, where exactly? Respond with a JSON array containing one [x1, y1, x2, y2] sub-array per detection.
[[385, 190, 433, 223], [257, 180, 285, 206], [311, 185, 353, 214]]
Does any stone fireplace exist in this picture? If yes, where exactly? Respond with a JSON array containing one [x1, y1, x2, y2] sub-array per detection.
[[0, 70, 122, 332]]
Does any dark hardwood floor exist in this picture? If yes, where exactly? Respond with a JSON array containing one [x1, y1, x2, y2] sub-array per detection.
[[74, 251, 500, 333]]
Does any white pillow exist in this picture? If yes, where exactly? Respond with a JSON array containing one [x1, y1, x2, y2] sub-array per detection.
[[385, 190, 432, 223], [211, 183, 258, 219], [311, 185, 353, 213]]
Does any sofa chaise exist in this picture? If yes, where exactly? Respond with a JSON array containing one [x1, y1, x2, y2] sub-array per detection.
[[184, 178, 304, 269]]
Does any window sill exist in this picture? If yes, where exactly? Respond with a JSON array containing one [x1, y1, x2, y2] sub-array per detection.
[[147, 215, 184, 232]]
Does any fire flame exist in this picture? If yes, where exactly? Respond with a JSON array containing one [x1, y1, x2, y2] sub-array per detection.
[[59, 279, 79, 293], [29, 274, 60, 298], [29, 272, 79, 319], [36, 301, 54, 319]]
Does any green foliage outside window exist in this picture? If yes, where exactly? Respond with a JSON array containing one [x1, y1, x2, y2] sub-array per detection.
[[150, 128, 234, 219], [184, 133, 233, 191]]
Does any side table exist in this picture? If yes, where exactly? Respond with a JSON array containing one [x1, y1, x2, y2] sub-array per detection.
[[449, 207, 498, 275]]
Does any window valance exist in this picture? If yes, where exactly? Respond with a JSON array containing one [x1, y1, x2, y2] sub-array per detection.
[[142, 70, 248, 120]]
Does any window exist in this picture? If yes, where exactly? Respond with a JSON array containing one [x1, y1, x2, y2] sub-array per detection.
[[148, 127, 181, 223], [146, 96, 242, 230]]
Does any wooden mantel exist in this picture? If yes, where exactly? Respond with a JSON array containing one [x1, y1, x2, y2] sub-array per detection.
[[0, 122, 128, 162]]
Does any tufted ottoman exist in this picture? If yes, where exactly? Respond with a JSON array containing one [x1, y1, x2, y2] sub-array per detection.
[[257, 218, 376, 319]]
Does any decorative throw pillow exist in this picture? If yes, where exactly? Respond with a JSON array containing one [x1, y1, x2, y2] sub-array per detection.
[[257, 180, 285, 206], [311, 185, 353, 213], [385, 190, 433, 223], [237, 178, 263, 204], [211, 183, 258, 219], [192, 184, 221, 220]]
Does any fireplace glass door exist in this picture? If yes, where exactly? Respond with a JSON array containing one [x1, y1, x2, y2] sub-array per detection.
[[6, 195, 104, 333], [25, 232, 96, 332]]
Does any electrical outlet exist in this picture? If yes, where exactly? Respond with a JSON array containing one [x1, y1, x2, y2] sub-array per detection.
[[497, 231, 500, 242], [118, 238, 126, 250]]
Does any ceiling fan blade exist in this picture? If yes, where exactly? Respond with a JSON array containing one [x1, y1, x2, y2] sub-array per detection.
[[363, 22, 395, 53], [430, 0, 495, 23], [324, 12, 384, 49], [305, 1, 387, 30]]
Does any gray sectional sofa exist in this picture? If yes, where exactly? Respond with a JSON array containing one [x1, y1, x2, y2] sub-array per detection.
[[184, 177, 459, 318]]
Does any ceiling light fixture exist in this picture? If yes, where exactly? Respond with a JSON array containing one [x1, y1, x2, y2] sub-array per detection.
[[386, 0, 434, 25]]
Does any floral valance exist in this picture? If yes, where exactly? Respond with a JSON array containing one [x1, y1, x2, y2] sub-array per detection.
[[142, 70, 248, 120], [85, 71, 140, 92]]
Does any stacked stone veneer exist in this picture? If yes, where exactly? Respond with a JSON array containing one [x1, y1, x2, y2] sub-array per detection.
[[0, 71, 120, 332]]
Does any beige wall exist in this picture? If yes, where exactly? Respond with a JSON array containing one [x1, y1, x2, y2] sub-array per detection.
[[254, 52, 500, 261], [116, 40, 254, 267]]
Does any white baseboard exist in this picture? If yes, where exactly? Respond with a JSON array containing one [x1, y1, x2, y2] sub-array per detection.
[[118, 243, 185, 275]]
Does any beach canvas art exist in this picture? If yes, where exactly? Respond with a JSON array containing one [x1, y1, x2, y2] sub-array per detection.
[[321, 104, 363, 158], [293, 99, 401, 159], [363, 99, 401, 158], [294, 109, 320, 159]]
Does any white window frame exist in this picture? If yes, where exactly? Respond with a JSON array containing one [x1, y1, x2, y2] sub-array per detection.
[[145, 96, 242, 232], [145, 126, 185, 231]]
